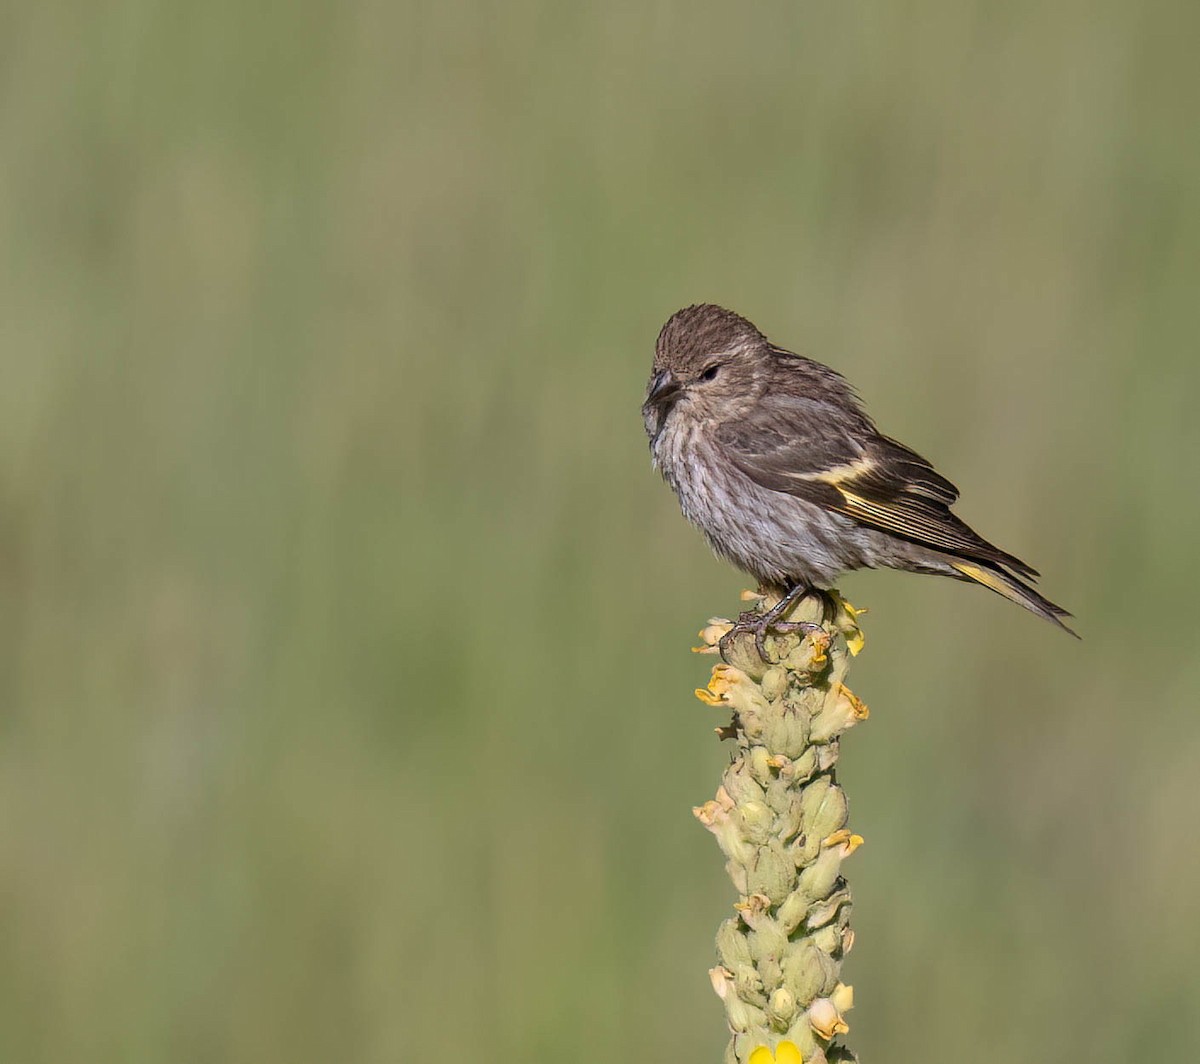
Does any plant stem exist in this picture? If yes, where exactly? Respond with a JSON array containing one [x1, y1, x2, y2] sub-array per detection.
[[693, 591, 868, 1064]]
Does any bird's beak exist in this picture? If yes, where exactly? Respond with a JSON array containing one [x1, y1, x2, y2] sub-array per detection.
[[646, 368, 681, 408]]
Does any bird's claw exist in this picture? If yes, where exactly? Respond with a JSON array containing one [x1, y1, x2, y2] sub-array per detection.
[[719, 610, 825, 663]]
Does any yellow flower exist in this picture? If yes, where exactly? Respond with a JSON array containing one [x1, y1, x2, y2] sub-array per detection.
[[829, 591, 867, 656], [693, 619, 734, 653], [821, 828, 865, 857], [747, 1041, 803, 1064], [801, 630, 829, 671], [836, 684, 869, 721], [694, 663, 750, 706]]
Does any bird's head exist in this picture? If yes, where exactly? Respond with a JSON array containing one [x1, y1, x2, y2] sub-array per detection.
[[643, 304, 768, 440]]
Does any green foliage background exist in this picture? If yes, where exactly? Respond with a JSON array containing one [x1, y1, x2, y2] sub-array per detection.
[[3, 3, 1198, 1061]]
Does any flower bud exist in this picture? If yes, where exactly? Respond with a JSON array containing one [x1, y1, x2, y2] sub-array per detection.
[[747, 745, 775, 786], [762, 708, 812, 760], [797, 845, 845, 903], [744, 842, 794, 904], [760, 665, 790, 702], [775, 888, 809, 936], [697, 619, 735, 651], [738, 800, 775, 845], [694, 799, 753, 864], [807, 995, 850, 1040], [789, 747, 818, 783], [723, 762, 768, 806], [747, 921, 788, 965], [799, 778, 848, 842], [732, 891, 773, 925], [716, 917, 754, 970], [810, 924, 842, 956], [725, 992, 766, 1034], [734, 963, 768, 1008], [781, 939, 838, 1003], [767, 987, 798, 1028], [830, 983, 853, 1014], [720, 629, 771, 679], [782, 628, 831, 673]]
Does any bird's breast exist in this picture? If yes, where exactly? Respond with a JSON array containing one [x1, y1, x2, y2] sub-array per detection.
[[652, 414, 861, 588]]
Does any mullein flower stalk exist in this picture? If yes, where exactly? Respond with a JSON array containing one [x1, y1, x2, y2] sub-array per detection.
[[693, 590, 868, 1064]]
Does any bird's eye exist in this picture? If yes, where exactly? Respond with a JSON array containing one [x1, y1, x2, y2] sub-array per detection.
[[699, 364, 720, 382]]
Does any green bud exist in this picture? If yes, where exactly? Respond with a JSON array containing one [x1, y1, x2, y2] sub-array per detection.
[[761, 665, 789, 702], [762, 629, 803, 663], [757, 954, 783, 994], [747, 921, 788, 965], [811, 924, 842, 955], [775, 888, 809, 936], [733, 964, 767, 1008], [781, 632, 830, 675], [797, 844, 845, 902], [780, 940, 837, 1003], [723, 992, 764, 1034], [789, 747, 818, 783], [739, 706, 767, 741], [716, 918, 753, 969], [738, 800, 775, 845], [762, 708, 811, 760], [767, 987, 798, 1028], [747, 745, 775, 786], [772, 790, 805, 843], [720, 631, 770, 680], [799, 777, 848, 841], [791, 825, 823, 868], [744, 842, 794, 904], [723, 761, 767, 805]]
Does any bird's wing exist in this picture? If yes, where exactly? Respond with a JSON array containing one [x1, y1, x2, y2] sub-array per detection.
[[718, 391, 1039, 580]]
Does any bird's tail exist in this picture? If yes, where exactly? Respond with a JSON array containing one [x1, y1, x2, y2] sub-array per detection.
[[949, 560, 1078, 637]]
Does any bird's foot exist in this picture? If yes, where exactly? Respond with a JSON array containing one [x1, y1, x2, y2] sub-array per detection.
[[718, 586, 831, 663], [719, 612, 825, 662]]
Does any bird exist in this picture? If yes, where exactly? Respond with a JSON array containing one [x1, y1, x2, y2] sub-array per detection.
[[642, 303, 1075, 648]]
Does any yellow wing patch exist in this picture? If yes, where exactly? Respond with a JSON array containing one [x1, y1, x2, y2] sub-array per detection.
[[950, 562, 1026, 607], [785, 455, 877, 484]]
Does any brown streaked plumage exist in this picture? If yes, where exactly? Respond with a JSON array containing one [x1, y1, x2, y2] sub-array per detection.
[[643, 303, 1074, 634]]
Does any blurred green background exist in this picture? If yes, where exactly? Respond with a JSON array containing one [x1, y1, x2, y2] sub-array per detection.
[[3, 2, 1198, 1061]]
